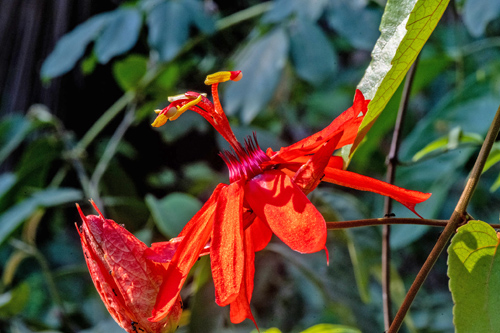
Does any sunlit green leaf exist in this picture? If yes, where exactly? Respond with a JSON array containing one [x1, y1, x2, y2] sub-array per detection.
[[289, 17, 337, 84], [95, 7, 142, 64], [223, 28, 289, 123], [145, 192, 202, 238], [349, 0, 450, 160], [41, 12, 112, 79], [448, 220, 500, 332], [112, 54, 148, 91]]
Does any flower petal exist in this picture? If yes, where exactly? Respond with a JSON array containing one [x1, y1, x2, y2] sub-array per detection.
[[230, 228, 257, 327], [211, 180, 245, 306], [247, 216, 273, 252], [323, 168, 431, 217], [293, 131, 343, 195], [150, 184, 226, 322], [145, 237, 210, 263], [245, 170, 326, 253]]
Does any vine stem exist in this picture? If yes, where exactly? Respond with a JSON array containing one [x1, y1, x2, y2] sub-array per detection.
[[388, 103, 500, 332], [382, 57, 419, 330]]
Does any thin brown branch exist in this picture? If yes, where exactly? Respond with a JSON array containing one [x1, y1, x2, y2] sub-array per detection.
[[382, 57, 419, 330], [389, 103, 500, 332]]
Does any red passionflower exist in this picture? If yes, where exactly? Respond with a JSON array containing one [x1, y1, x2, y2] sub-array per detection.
[[76, 201, 183, 333], [148, 71, 431, 325]]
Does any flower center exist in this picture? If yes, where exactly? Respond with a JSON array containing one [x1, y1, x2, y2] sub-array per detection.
[[220, 134, 270, 183]]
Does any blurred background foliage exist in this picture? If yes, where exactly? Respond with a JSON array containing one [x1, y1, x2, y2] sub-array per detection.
[[0, 0, 500, 332]]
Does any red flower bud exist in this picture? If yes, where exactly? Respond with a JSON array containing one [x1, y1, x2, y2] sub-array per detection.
[[76, 201, 182, 333]]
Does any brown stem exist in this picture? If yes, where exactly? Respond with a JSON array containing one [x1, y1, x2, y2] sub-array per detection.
[[388, 103, 500, 332], [382, 57, 419, 329]]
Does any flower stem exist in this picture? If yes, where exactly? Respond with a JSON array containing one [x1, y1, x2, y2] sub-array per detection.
[[388, 102, 500, 332]]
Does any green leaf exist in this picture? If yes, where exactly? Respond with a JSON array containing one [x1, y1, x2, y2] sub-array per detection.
[[147, 1, 189, 62], [0, 188, 82, 245], [145, 192, 202, 238], [0, 114, 35, 164], [41, 12, 112, 79], [301, 323, 361, 333], [448, 220, 500, 333], [263, 0, 327, 23], [482, 142, 500, 173], [349, 0, 450, 160], [326, 0, 383, 51], [0, 282, 30, 318], [182, 0, 215, 34], [288, 17, 337, 84], [0, 173, 16, 200], [223, 28, 289, 123], [412, 127, 483, 162], [94, 7, 142, 64], [112, 54, 148, 91], [462, 0, 500, 37]]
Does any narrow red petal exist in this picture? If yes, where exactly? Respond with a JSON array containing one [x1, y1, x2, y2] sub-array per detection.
[[211, 180, 245, 306], [293, 131, 343, 195], [245, 170, 326, 253], [145, 237, 210, 263], [323, 168, 431, 217], [230, 228, 257, 327], [150, 184, 225, 322], [248, 216, 272, 252]]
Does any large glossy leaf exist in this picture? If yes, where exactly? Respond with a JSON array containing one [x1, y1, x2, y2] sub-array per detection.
[[41, 12, 112, 79], [223, 28, 289, 123], [94, 7, 142, 64], [348, 0, 450, 160], [0, 188, 82, 245], [288, 17, 337, 84], [448, 220, 500, 332], [145, 192, 202, 238]]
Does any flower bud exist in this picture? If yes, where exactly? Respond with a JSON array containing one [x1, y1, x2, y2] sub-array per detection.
[[76, 201, 182, 333]]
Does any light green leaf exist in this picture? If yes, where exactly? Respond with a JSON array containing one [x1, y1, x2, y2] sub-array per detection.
[[0, 188, 83, 245], [94, 7, 142, 64], [0, 114, 35, 164], [145, 193, 202, 238], [412, 127, 482, 162], [41, 12, 112, 79], [482, 142, 500, 173], [448, 220, 500, 333], [349, 0, 450, 160], [0, 173, 16, 200], [223, 28, 289, 123], [288, 17, 337, 84], [112, 54, 148, 91], [301, 323, 361, 333]]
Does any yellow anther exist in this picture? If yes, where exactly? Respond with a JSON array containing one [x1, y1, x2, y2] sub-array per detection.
[[205, 71, 232, 85], [151, 114, 168, 127], [154, 109, 162, 114], [168, 94, 187, 102], [169, 95, 202, 121]]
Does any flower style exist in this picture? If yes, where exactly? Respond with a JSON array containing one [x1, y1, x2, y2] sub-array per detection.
[[148, 71, 431, 326], [76, 201, 182, 333]]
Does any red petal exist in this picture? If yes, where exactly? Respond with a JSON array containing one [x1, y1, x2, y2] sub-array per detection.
[[293, 131, 343, 195], [323, 168, 431, 217], [211, 181, 245, 306], [230, 228, 257, 327], [145, 237, 210, 263], [245, 170, 326, 253], [150, 184, 225, 322], [248, 216, 272, 252]]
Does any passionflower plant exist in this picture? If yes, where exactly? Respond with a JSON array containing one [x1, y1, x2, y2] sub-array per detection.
[[76, 201, 183, 333], [148, 71, 431, 325]]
